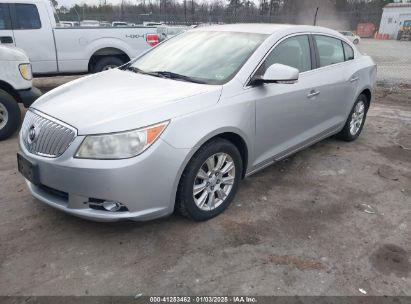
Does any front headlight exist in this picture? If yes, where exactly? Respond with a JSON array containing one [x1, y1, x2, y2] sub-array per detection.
[[75, 121, 169, 159], [19, 63, 32, 80]]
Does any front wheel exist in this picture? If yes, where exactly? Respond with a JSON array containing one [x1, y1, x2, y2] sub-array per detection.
[[353, 39, 359, 45], [176, 138, 243, 221], [0, 89, 21, 141], [336, 94, 368, 142]]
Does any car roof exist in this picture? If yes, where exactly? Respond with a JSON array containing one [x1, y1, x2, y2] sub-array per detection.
[[191, 23, 339, 36]]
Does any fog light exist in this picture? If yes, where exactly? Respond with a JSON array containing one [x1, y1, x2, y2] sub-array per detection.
[[102, 201, 122, 212]]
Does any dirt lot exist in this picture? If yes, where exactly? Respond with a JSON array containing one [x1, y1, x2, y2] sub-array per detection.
[[0, 39, 410, 296]]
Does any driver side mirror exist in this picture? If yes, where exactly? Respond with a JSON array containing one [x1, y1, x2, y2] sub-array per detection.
[[251, 63, 299, 85]]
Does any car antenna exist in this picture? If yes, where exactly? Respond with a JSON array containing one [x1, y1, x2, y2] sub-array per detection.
[[314, 7, 319, 26]]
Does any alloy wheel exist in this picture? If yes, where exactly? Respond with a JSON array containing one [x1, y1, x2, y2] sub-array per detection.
[[193, 153, 236, 211], [350, 100, 365, 136]]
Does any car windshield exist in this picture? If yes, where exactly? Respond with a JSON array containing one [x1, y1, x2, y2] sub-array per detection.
[[128, 31, 268, 85]]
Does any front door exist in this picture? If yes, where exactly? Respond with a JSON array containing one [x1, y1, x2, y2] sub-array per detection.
[[10, 2, 57, 73], [251, 34, 323, 166]]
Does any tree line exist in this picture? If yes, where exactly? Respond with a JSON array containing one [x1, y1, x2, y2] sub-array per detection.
[[55, 0, 393, 29]]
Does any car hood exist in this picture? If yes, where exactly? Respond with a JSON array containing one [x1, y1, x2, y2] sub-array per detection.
[[32, 69, 222, 135]]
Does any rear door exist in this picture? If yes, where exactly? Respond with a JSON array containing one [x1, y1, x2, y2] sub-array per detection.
[[10, 2, 57, 73], [311, 34, 359, 129], [0, 3, 14, 45]]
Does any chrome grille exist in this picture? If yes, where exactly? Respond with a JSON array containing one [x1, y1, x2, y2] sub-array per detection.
[[21, 110, 76, 158]]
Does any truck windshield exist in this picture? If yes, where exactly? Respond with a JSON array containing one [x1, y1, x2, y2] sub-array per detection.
[[128, 31, 268, 85]]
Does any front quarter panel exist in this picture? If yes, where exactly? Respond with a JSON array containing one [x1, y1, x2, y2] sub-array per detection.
[[160, 84, 255, 173], [0, 60, 32, 90]]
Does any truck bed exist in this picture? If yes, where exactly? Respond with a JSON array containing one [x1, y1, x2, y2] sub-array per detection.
[[53, 26, 156, 73]]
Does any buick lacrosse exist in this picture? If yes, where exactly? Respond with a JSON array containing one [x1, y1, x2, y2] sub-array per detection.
[[18, 24, 376, 222]]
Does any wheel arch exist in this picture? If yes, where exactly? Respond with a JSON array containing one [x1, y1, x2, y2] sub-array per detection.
[[0, 81, 20, 103], [171, 129, 251, 210], [88, 47, 131, 72], [360, 88, 372, 110]]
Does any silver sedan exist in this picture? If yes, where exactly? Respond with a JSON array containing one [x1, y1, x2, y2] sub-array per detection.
[[18, 24, 377, 222]]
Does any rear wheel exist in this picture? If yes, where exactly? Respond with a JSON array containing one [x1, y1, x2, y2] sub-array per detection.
[[176, 138, 243, 221], [0, 89, 21, 140], [93, 56, 124, 73], [336, 94, 368, 142]]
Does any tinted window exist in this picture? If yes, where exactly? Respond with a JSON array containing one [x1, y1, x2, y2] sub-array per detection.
[[314, 35, 345, 67], [0, 4, 11, 30], [14, 4, 41, 29], [258, 35, 312, 75], [343, 42, 354, 61]]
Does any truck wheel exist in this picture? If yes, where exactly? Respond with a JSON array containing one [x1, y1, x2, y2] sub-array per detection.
[[0, 89, 21, 140], [93, 56, 124, 73]]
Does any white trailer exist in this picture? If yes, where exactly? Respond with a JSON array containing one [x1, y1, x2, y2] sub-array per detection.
[[379, 2, 411, 39]]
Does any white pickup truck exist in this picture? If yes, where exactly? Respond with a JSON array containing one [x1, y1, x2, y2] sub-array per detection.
[[0, 0, 158, 74], [0, 45, 41, 139]]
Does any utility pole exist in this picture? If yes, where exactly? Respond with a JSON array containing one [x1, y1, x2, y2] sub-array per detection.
[[191, 0, 194, 24], [184, 0, 187, 24]]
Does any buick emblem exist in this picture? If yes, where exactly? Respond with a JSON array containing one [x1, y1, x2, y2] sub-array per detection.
[[28, 125, 36, 143]]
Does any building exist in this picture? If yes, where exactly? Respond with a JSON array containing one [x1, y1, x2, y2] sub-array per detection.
[[379, 0, 411, 39]]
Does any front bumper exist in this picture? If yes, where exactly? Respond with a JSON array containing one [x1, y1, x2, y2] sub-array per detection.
[[19, 135, 190, 222], [17, 87, 42, 108]]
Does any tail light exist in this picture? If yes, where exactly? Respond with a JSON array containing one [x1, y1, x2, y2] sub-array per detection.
[[146, 34, 159, 47]]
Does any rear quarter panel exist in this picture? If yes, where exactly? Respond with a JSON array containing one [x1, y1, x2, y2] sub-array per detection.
[[356, 55, 377, 94]]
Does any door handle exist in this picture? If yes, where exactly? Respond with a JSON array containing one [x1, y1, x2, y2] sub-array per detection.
[[307, 90, 320, 98], [0, 36, 13, 44], [350, 76, 359, 82]]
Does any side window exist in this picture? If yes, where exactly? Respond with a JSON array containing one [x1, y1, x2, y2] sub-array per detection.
[[314, 35, 345, 67], [257, 35, 312, 76], [343, 42, 354, 61], [14, 4, 41, 30], [0, 4, 11, 30]]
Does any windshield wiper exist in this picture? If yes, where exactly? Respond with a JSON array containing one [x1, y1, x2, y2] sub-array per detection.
[[149, 71, 206, 84], [123, 66, 147, 74], [123, 67, 206, 84]]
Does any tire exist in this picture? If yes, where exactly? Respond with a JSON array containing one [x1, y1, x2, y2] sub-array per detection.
[[353, 39, 359, 45], [176, 138, 243, 221], [0, 89, 21, 141], [336, 94, 368, 142], [92, 56, 124, 73]]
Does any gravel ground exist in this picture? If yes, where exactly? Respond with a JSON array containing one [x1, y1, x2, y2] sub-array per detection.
[[0, 39, 410, 297]]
